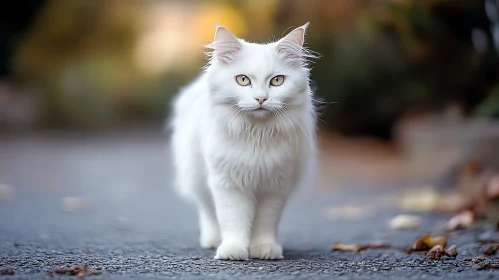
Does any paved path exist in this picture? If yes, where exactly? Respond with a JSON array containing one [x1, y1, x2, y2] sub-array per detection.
[[0, 131, 498, 279]]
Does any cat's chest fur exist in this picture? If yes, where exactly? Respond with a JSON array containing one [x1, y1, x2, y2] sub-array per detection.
[[203, 130, 304, 192]]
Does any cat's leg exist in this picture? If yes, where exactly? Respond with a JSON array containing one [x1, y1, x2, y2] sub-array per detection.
[[249, 194, 287, 260], [196, 188, 220, 249], [174, 148, 220, 249], [210, 180, 254, 261], [181, 177, 220, 249]]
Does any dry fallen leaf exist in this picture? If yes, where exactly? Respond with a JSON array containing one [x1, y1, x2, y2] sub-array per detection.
[[483, 245, 498, 255], [397, 187, 439, 212], [368, 242, 391, 249], [407, 234, 449, 253], [425, 245, 444, 260], [463, 255, 499, 270], [61, 197, 87, 213], [332, 242, 390, 252], [389, 214, 422, 230], [332, 243, 369, 252], [447, 210, 475, 230], [424, 244, 458, 260], [464, 256, 489, 263], [1, 268, 14, 275], [446, 245, 458, 257], [47, 267, 101, 278], [475, 263, 499, 270]]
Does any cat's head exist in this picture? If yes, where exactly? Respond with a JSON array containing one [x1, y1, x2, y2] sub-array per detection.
[[204, 23, 316, 121]]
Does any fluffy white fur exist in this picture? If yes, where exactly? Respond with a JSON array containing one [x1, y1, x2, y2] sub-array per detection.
[[169, 23, 317, 261]]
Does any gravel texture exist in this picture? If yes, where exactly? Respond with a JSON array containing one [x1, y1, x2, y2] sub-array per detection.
[[0, 131, 498, 279]]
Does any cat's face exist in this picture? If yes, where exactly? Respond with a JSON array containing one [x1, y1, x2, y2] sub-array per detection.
[[205, 23, 313, 120]]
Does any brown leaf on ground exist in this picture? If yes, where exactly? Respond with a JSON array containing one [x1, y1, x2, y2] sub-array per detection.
[[475, 264, 499, 270], [463, 255, 499, 270], [47, 267, 101, 278], [464, 256, 489, 263], [1, 268, 14, 275], [446, 245, 458, 257], [424, 244, 458, 260], [447, 210, 475, 230], [407, 234, 449, 253], [425, 245, 445, 260], [389, 214, 422, 230], [368, 242, 391, 249], [83, 269, 101, 277], [483, 245, 498, 255], [332, 243, 369, 252], [331, 242, 391, 252]]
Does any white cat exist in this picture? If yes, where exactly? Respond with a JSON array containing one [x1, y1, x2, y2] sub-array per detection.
[[169, 22, 317, 260]]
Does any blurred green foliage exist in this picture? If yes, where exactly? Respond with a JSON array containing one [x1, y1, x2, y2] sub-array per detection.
[[7, 0, 499, 136], [286, 0, 495, 137]]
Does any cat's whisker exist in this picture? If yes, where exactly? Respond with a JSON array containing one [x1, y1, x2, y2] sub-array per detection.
[[269, 109, 282, 135], [283, 105, 317, 144], [272, 111, 292, 157], [317, 116, 328, 125], [224, 105, 245, 137], [291, 114, 314, 151], [275, 108, 298, 153], [277, 108, 305, 152], [223, 106, 240, 133], [280, 101, 328, 125], [221, 108, 235, 131], [278, 105, 315, 151], [311, 99, 337, 105]]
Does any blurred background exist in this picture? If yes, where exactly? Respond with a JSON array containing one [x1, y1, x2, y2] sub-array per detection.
[[1, 0, 498, 180], [0, 0, 496, 134], [1, 0, 499, 237]]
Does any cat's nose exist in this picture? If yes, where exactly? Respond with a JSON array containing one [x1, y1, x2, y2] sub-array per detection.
[[255, 96, 268, 105]]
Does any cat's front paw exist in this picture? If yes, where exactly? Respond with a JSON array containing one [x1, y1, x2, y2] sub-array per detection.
[[250, 242, 283, 260], [214, 242, 249, 261]]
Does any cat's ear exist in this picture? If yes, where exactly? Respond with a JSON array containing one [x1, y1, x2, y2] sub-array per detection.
[[276, 22, 309, 59], [208, 24, 242, 64]]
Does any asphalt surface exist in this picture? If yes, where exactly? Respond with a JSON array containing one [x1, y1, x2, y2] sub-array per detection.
[[0, 130, 498, 279]]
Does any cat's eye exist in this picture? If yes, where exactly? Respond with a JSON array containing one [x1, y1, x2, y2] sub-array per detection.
[[236, 75, 251, 86], [270, 75, 284, 86]]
